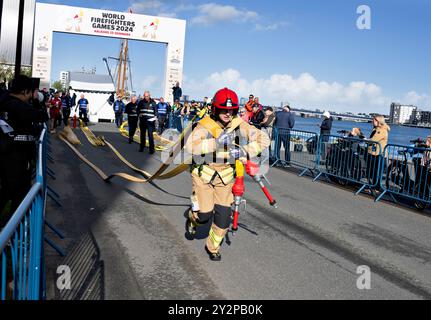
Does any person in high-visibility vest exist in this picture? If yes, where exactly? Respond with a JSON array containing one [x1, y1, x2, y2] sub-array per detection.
[[185, 87, 270, 261]]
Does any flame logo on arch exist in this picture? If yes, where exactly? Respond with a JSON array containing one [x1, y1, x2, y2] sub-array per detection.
[[66, 10, 84, 33], [143, 18, 160, 39]]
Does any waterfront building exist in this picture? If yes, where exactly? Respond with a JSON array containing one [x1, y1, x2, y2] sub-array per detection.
[[389, 103, 417, 124], [59, 71, 69, 89]]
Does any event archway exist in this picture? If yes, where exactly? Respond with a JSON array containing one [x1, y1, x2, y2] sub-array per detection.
[[32, 3, 186, 103]]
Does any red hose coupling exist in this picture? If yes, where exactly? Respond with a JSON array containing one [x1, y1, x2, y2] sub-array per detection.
[[232, 177, 244, 197]]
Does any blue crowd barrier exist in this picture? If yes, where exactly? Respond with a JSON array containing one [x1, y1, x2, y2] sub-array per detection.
[[313, 134, 383, 195], [270, 127, 320, 176], [0, 127, 47, 300], [377, 143, 431, 209]]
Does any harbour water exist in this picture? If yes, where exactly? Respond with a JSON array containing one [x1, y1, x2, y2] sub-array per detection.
[[292, 117, 431, 146]]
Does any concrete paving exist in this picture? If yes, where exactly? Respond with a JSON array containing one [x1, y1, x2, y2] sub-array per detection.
[[44, 123, 431, 300]]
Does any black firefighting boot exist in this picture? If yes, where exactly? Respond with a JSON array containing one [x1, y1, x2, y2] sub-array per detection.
[[205, 245, 221, 261]]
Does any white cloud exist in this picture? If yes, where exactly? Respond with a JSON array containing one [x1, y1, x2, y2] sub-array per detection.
[[403, 91, 430, 108], [190, 3, 258, 26], [255, 22, 288, 31], [141, 75, 158, 89], [158, 12, 177, 18], [129, 0, 164, 14], [183, 69, 405, 114]]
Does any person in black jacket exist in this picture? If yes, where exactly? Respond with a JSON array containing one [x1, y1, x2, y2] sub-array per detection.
[[0, 75, 49, 225], [137, 91, 157, 154], [273, 104, 295, 165], [60, 91, 72, 127], [172, 82, 182, 103], [125, 95, 139, 144], [249, 104, 265, 129], [318, 111, 333, 160]]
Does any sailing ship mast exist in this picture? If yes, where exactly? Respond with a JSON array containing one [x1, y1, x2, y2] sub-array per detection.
[[115, 9, 133, 98], [116, 39, 129, 97]]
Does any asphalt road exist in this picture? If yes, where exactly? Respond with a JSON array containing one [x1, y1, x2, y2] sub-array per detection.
[[44, 123, 431, 300]]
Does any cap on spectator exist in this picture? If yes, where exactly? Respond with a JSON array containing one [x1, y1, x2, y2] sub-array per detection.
[[323, 111, 331, 118]]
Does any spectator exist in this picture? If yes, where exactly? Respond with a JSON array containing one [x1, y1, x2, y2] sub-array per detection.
[[366, 115, 390, 186], [113, 95, 125, 128], [319, 111, 333, 136], [49, 92, 62, 133], [244, 94, 255, 121], [188, 101, 199, 123], [239, 107, 248, 122], [318, 111, 333, 161], [205, 98, 212, 116], [203, 96, 210, 107], [0, 75, 48, 225], [348, 127, 365, 139], [156, 97, 170, 134], [273, 104, 295, 165], [249, 103, 265, 129], [76, 94, 90, 126], [342, 127, 365, 154], [171, 99, 183, 132], [125, 95, 139, 143], [108, 92, 115, 106], [172, 82, 182, 103], [274, 105, 295, 129], [181, 101, 191, 129], [261, 106, 276, 134], [71, 92, 77, 110], [421, 136, 431, 168], [254, 97, 263, 111], [61, 91, 72, 127]]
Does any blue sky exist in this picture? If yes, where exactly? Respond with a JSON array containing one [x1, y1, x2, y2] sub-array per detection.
[[40, 0, 431, 114]]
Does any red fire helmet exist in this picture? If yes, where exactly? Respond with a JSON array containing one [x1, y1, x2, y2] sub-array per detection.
[[211, 87, 239, 115]]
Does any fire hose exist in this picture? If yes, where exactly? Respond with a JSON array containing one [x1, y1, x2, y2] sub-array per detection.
[[60, 115, 278, 233]]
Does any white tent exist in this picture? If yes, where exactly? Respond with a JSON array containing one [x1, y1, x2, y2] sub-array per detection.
[[68, 72, 115, 122]]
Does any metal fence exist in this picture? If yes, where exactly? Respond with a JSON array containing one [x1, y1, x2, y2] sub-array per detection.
[[313, 134, 383, 195], [270, 127, 320, 176], [377, 143, 431, 209], [0, 127, 47, 300]]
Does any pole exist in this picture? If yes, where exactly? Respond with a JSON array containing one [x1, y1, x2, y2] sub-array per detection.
[[0, 0, 3, 42], [121, 40, 128, 96], [15, 0, 26, 78], [116, 42, 124, 96]]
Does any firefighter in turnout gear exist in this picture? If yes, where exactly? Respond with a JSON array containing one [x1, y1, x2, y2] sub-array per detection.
[[185, 88, 270, 261]]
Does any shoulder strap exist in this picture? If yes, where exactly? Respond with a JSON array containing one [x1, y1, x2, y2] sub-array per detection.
[[198, 117, 222, 138], [227, 117, 243, 134], [198, 116, 243, 138]]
